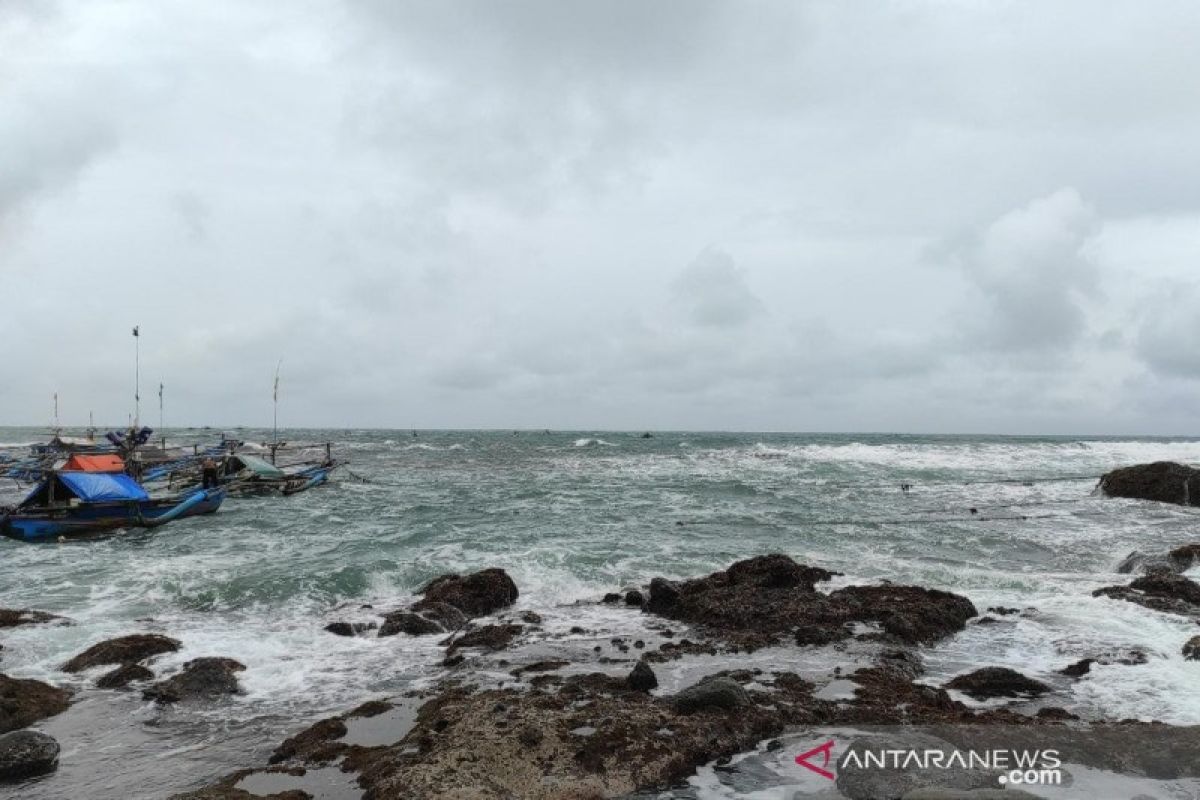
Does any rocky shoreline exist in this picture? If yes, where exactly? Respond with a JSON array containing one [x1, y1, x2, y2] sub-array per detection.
[[3, 461, 1200, 798]]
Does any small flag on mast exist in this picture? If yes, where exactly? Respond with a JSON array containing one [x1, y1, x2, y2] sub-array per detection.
[[132, 326, 139, 337]]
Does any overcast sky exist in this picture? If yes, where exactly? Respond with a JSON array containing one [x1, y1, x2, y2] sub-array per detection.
[[3, 1, 1200, 433]]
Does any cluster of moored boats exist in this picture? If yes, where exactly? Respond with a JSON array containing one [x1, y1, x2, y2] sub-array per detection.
[[0, 429, 339, 542]]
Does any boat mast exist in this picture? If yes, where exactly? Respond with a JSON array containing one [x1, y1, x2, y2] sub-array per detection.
[[272, 359, 282, 465], [132, 325, 141, 429], [159, 382, 165, 449]]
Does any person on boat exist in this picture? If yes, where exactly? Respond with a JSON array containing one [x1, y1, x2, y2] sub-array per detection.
[[201, 457, 219, 489]]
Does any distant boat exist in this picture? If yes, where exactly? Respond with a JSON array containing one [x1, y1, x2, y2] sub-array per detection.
[[0, 471, 224, 542]]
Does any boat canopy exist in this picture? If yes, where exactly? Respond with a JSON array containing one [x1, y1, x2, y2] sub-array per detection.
[[62, 454, 125, 473], [227, 455, 286, 479], [20, 471, 150, 508]]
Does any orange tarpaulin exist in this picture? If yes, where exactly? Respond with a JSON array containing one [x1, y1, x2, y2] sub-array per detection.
[[62, 454, 126, 473]]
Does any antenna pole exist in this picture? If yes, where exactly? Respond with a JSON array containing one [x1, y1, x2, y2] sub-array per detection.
[[159, 382, 165, 448], [53, 392, 59, 434]]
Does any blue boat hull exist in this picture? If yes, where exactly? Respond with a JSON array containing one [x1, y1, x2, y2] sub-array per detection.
[[1, 489, 225, 542]]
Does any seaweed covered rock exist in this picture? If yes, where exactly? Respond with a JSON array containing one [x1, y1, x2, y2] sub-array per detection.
[[0, 674, 71, 733], [643, 554, 974, 648], [670, 676, 749, 714], [323, 621, 376, 637], [944, 667, 1050, 699], [0, 729, 60, 781], [414, 568, 518, 618], [1100, 462, 1200, 506], [143, 657, 245, 703], [1093, 568, 1200, 618], [61, 634, 181, 672]]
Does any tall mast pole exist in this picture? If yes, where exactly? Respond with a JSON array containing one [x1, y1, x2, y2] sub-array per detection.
[[272, 359, 282, 464], [132, 326, 141, 429]]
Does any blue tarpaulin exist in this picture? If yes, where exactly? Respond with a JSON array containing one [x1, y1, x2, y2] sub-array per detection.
[[54, 472, 149, 502]]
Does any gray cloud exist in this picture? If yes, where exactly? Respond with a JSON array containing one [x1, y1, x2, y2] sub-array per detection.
[[3, 1, 1200, 433]]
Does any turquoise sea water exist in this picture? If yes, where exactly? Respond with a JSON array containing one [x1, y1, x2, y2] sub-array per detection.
[[3, 428, 1200, 798]]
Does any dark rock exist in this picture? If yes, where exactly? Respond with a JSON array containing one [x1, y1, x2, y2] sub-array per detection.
[[445, 624, 522, 654], [670, 676, 750, 714], [1117, 543, 1200, 575], [645, 577, 681, 613], [0, 609, 65, 629], [642, 554, 974, 649], [378, 612, 442, 637], [974, 616, 1000, 625], [61, 634, 181, 672], [1100, 461, 1200, 506], [0, 674, 71, 733], [944, 667, 1050, 700], [411, 602, 467, 631], [1059, 658, 1095, 678], [0, 729, 59, 781], [519, 611, 542, 624], [986, 607, 1021, 616], [602, 593, 621, 604], [270, 717, 347, 764], [623, 590, 644, 607], [626, 662, 657, 692], [96, 663, 154, 689], [1093, 568, 1200, 618], [143, 657, 245, 703], [1184, 635, 1200, 661], [415, 568, 518, 617], [323, 621, 376, 637]]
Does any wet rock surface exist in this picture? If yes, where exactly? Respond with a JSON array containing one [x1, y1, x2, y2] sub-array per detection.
[[144, 657, 245, 703], [1184, 635, 1200, 660], [944, 668, 1050, 699], [323, 621, 376, 637], [415, 567, 518, 617], [0, 729, 60, 781], [642, 554, 975, 648], [626, 661, 657, 692], [96, 663, 155, 689], [445, 623, 522, 655], [0, 674, 71, 733], [1117, 542, 1200, 574], [1093, 567, 1200, 618], [0, 609, 65, 629], [1100, 461, 1200, 505], [61, 633, 181, 672], [377, 611, 442, 637]]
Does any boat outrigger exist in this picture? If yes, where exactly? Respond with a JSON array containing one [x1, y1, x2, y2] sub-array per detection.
[[0, 471, 225, 542]]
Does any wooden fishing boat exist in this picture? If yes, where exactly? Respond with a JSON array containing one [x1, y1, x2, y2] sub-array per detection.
[[0, 471, 225, 542]]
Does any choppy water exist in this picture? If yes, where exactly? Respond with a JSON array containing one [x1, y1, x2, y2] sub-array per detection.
[[3, 428, 1200, 799]]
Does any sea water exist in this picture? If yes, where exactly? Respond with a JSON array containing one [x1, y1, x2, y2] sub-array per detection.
[[3, 428, 1200, 799]]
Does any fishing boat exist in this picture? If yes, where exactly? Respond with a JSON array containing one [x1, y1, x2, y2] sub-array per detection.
[[0, 471, 225, 542]]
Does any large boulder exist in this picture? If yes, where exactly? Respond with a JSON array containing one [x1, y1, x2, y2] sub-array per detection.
[[414, 568, 518, 617], [1100, 462, 1200, 506], [143, 657, 244, 703], [944, 667, 1050, 700], [0, 730, 60, 781], [0, 674, 71, 733], [61, 634, 181, 672], [642, 554, 974, 648]]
